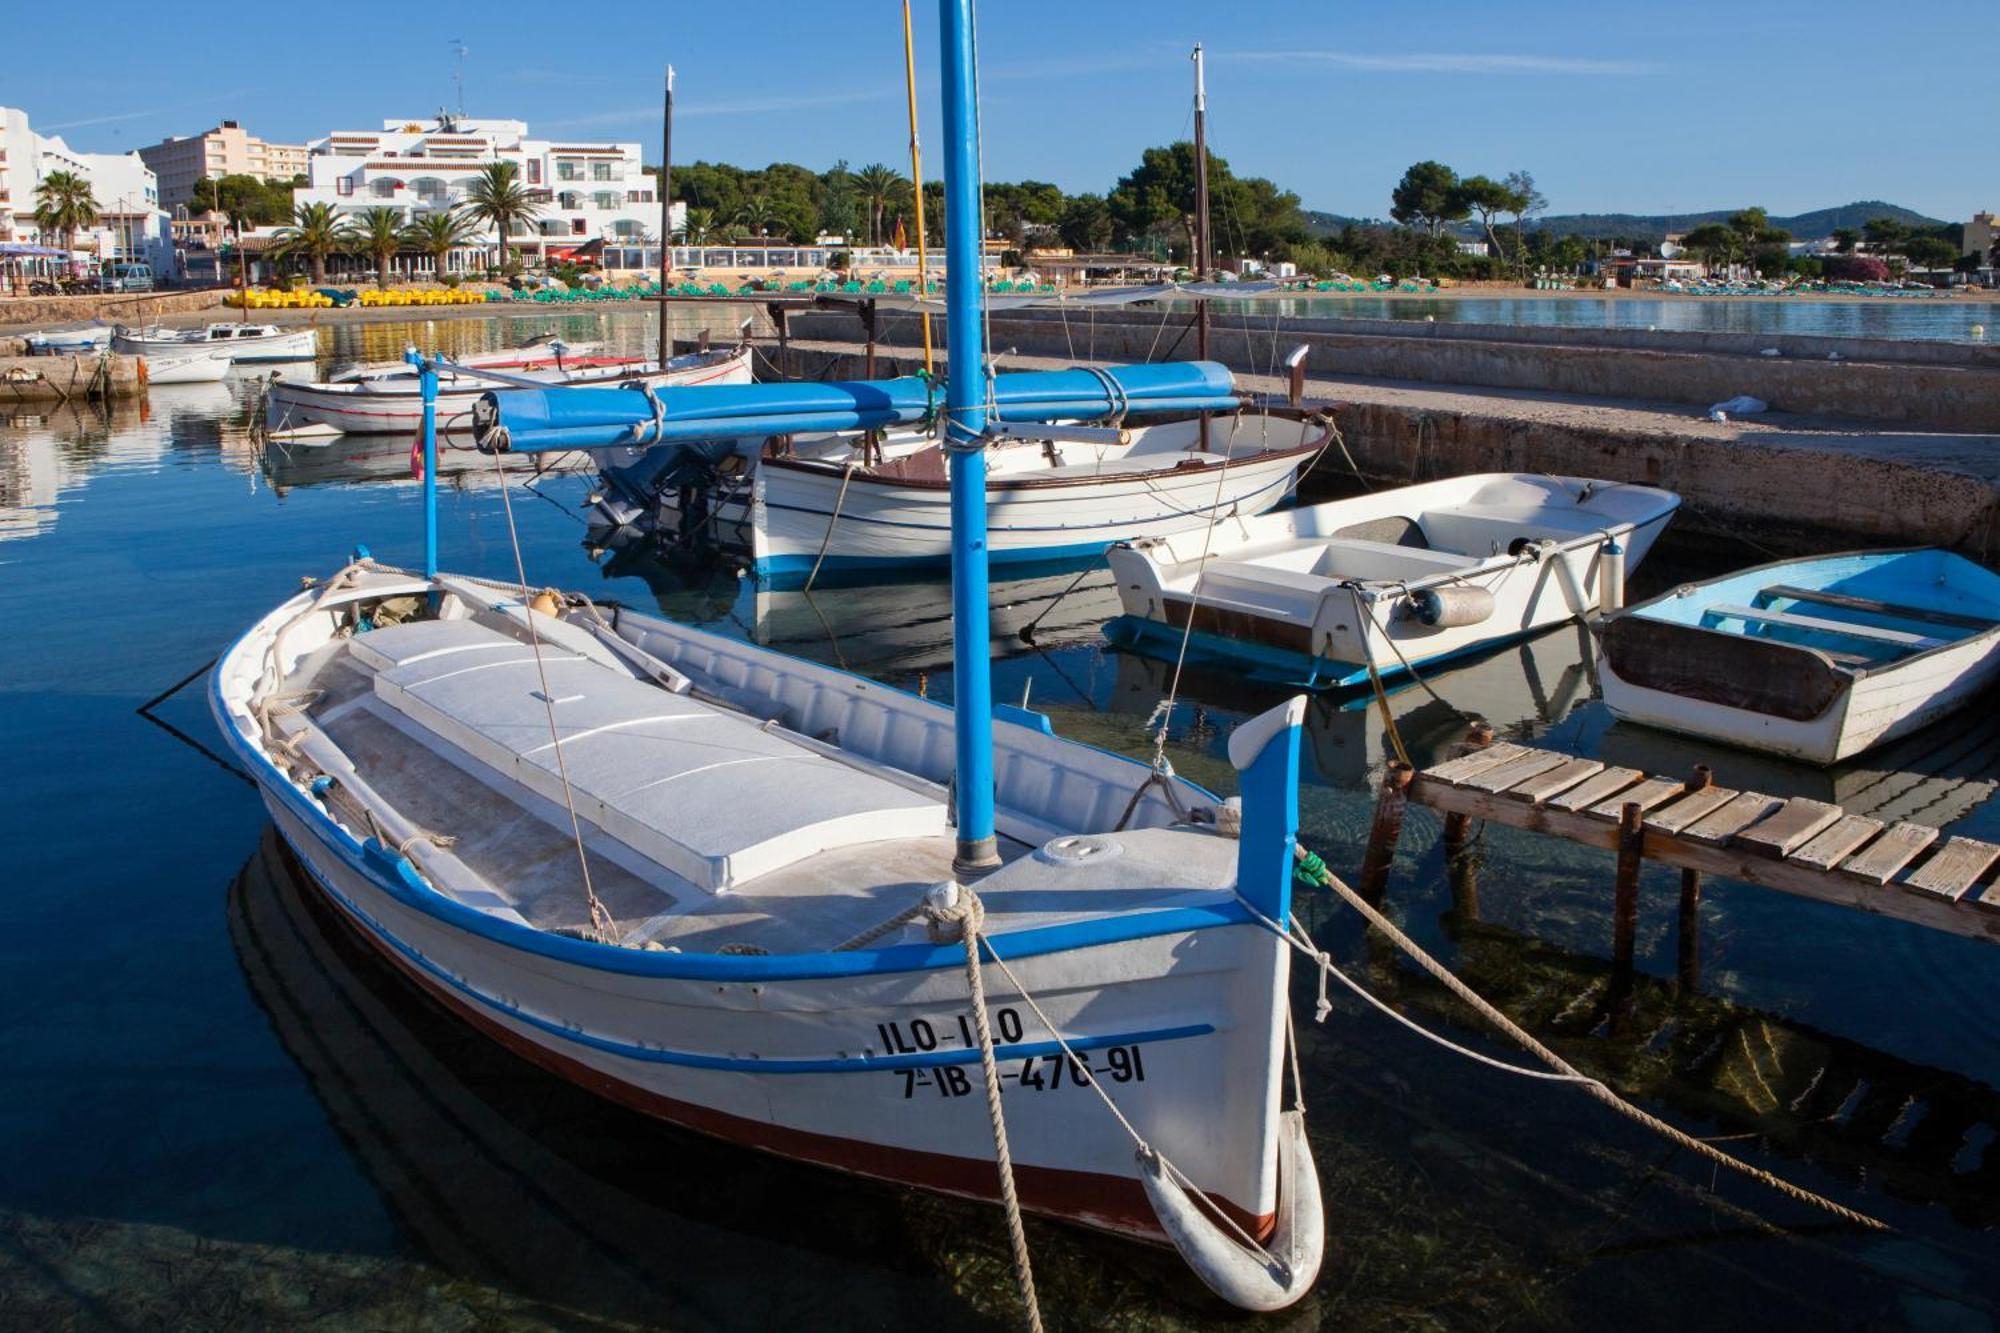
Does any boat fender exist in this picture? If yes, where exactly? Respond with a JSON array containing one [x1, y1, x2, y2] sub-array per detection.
[[1410, 585, 1494, 628], [1139, 1109, 1325, 1312]]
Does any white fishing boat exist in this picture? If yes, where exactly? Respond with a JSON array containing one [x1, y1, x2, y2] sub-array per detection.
[[114, 321, 320, 363], [212, 10, 1326, 1311], [1105, 473, 1679, 688], [143, 346, 233, 384], [23, 322, 112, 354], [521, 405, 1327, 586], [1597, 548, 2000, 764], [266, 343, 752, 436]]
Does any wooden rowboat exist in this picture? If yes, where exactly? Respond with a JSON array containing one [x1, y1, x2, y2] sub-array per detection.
[[1597, 548, 2000, 764]]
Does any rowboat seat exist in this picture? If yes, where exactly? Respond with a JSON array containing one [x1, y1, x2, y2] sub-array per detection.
[[1703, 604, 1950, 655], [354, 620, 947, 894]]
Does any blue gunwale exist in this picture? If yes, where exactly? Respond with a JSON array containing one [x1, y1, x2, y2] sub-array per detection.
[[286, 835, 1213, 1073], [212, 606, 1259, 985]]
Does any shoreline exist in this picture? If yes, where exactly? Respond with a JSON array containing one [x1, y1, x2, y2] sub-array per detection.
[[3, 280, 1992, 336]]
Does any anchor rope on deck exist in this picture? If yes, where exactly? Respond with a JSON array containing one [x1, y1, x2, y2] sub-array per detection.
[[1280, 847, 1891, 1233]]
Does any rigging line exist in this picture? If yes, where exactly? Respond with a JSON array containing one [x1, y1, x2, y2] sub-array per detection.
[[1285, 857, 1891, 1233], [485, 443, 616, 939], [1150, 412, 1247, 769]]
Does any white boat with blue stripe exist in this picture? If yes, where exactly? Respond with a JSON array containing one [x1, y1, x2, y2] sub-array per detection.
[[211, 1, 1325, 1312]]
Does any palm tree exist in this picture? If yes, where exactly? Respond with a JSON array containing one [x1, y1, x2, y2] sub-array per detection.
[[349, 207, 407, 288], [275, 202, 351, 285], [853, 163, 909, 247], [681, 207, 724, 246], [33, 170, 99, 257], [461, 161, 541, 275], [405, 209, 482, 280], [735, 195, 781, 239]]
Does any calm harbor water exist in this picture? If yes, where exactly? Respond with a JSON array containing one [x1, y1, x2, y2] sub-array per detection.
[[5, 319, 2000, 1329], [1202, 293, 2000, 343]]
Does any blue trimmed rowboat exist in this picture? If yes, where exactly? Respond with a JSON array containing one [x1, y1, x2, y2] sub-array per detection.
[[1599, 548, 2000, 764]]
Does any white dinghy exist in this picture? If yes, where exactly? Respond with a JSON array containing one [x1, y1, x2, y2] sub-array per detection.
[[1107, 473, 1679, 688], [1598, 548, 2000, 764], [213, 7, 1326, 1312]]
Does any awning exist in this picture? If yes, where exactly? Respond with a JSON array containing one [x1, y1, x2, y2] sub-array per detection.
[[0, 244, 67, 258]]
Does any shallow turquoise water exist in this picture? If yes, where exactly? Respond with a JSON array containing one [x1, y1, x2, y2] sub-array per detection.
[[4, 324, 1999, 1328]]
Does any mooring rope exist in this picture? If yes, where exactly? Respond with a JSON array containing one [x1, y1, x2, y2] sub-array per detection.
[[925, 885, 1044, 1333], [1284, 850, 1890, 1232]]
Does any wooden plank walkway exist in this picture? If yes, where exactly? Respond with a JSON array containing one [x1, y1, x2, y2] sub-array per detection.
[[1408, 744, 2000, 942]]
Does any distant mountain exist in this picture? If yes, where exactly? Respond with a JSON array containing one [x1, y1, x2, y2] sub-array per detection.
[[1303, 201, 1949, 242], [1528, 201, 1947, 242]]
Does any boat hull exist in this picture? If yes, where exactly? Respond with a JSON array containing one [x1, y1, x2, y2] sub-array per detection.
[[742, 446, 1315, 585], [115, 327, 320, 362], [1597, 548, 2000, 764], [1107, 476, 1677, 689], [267, 346, 753, 435], [209, 575, 1301, 1244]]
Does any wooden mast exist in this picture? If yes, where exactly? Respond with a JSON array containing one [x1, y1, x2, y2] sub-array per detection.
[[902, 0, 934, 373], [658, 65, 675, 365]]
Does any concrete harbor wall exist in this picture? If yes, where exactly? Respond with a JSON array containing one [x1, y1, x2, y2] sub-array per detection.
[[785, 308, 2000, 434], [766, 338, 2000, 564], [0, 288, 229, 332], [0, 354, 145, 401]]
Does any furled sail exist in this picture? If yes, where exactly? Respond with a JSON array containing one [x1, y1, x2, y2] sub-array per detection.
[[474, 360, 1240, 453]]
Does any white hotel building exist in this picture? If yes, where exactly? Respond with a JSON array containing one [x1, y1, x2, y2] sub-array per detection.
[[292, 115, 681, 268], [1, 105, 175, 277]]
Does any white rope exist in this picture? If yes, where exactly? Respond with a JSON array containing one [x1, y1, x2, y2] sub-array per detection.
[[974, 923, 1284, 1272], [486, 445, 616, 940], [1284, 855, 1891, 1231]]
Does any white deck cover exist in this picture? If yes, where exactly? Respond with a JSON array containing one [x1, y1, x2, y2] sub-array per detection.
[[353, 620, 946, 893]]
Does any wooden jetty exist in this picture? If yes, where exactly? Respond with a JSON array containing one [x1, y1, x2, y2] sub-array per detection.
[[1361, 738, 2000, 946]]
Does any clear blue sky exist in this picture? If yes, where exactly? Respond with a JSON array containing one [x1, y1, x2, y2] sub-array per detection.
[[12, 0, 1991, 223]]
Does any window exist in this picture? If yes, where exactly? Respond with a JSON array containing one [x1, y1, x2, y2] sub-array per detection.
[[627, 189, 653, 204], [571, 218, 586, 235], [526, 159, 541, 185], [372, 178, 401, 199], [593, 192, 620, 211], [413, 178, 447, 204], [556, 160, 582, 181], [337, 177, 353, 196]]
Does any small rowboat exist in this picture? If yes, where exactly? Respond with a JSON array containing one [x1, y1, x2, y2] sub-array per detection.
[[1598, 548, 2000, 764], [1106, 473, 1679, 688]]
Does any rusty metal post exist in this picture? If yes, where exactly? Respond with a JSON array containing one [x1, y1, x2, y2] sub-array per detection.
[[862, 298, 878, 380], [1613, 801, 1644, 970], [1677, 869, 1702, 991], [1358, 762, 1414, 904]]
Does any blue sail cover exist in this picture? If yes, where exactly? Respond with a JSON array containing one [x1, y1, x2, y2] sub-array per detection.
[[479, 361, 1240, 453]]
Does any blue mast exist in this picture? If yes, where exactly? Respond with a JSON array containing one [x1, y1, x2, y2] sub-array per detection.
[[406, 349, 439, 579], [938, 0, 998, 875]]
